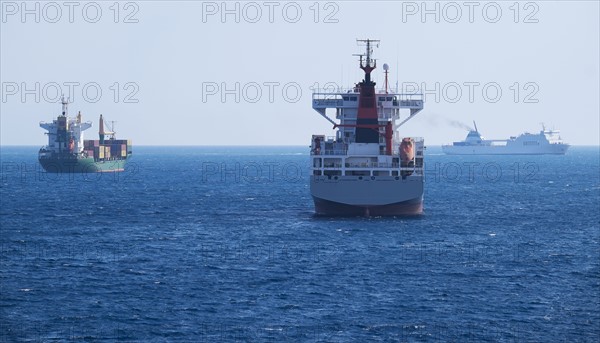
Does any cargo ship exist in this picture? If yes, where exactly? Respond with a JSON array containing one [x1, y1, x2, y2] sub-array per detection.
[[310, 39, 425, 216], [38, 98, 132, 173], [442, 121, 569, 155]]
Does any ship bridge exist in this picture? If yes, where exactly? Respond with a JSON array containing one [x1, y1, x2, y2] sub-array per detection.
[[312, 90, 424, 127]]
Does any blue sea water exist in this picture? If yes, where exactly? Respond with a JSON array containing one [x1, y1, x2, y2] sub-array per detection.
[[1, 145, 599, 342]]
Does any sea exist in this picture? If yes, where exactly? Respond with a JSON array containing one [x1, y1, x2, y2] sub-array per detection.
[[1, 145, 599, 342]]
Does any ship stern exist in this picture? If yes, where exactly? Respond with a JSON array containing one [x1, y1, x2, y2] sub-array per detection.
[[310, 175, 424, 217]]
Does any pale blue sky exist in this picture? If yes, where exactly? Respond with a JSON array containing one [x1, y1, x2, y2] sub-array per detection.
[[1, 1, 598, 145]]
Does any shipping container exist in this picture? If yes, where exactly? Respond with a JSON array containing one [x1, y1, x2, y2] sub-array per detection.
[[84, 140, 99, 147], [96, 147, 104, 159]]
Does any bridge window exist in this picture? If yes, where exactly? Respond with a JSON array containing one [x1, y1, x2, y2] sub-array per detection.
[[324, 170, 342, 177], [347, 170, 370, 176]]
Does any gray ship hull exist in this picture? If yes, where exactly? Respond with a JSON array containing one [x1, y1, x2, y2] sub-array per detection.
[[310, 175, 424, 216]]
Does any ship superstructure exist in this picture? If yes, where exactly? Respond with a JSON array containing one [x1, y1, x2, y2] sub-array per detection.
[[38, 98, 131, 172], [310, 39, 425, 216], [442, 121, 569, 155]]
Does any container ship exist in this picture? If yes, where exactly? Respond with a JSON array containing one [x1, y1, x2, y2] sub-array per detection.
[[38, 98, 132, 173], [310, 39, 425, 216], [442, 121, 569, 155]]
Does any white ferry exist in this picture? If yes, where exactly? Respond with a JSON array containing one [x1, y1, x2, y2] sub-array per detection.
[[442, 122, 569, 155]]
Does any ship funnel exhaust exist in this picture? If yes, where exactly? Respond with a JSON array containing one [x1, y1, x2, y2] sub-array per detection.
[[354, 39, 381, 144]]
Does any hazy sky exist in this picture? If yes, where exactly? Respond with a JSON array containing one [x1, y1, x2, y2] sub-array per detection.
[[1, 1, 598, 146]]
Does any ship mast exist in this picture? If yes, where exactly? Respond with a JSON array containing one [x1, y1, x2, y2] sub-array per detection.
[[56, 96, 71, 153], [383, 63, 390, 94], [353, 39, 379, 84], [61, 95, 69, 116]]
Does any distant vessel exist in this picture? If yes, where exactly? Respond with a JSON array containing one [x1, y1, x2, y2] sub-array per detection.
[[442, 121, 569, 155], [38, 98, 132, 173], [309, 39, 425, 216]]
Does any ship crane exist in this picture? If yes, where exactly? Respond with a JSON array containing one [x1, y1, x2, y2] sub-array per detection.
[[98, 115, 117, 143]]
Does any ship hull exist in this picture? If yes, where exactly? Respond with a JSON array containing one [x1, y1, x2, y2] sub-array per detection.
[[313, 196, 423, 216], [38, 156, 128, 173], [310, 175, 424, 216], [442, 144, 569, 155]]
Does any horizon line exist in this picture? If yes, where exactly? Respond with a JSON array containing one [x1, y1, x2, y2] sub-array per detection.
[[2, 144, 600, 148]]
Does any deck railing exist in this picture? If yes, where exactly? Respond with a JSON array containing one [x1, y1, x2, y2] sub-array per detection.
[[312, 92, 424, 101]]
